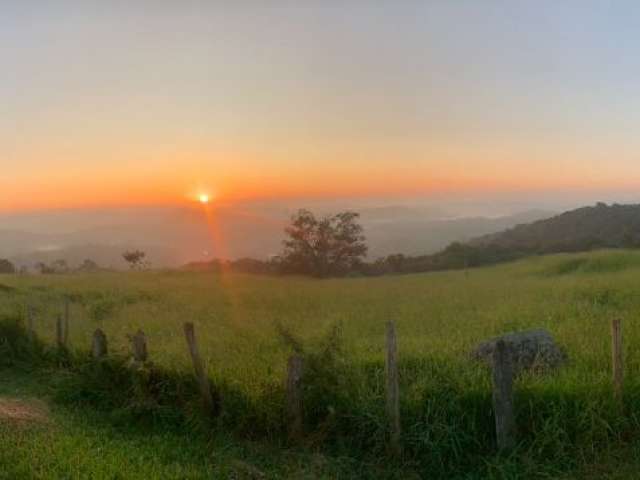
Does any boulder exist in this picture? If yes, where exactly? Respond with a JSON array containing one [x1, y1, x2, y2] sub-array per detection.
[[471, 329, 566, 373]]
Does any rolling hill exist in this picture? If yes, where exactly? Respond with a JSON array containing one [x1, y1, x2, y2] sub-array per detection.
[[471, 202, 640, 252], [390, 203, 640, 274]]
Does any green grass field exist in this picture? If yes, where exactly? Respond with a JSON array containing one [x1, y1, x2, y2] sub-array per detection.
[[3, 249, 640, 478]]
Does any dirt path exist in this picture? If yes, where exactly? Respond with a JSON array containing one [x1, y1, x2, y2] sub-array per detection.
[[0, 397, 49, 425]]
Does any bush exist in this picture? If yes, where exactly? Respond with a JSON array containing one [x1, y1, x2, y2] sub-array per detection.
[[0, 315, 46, 366], [0, 259, 16, 274]]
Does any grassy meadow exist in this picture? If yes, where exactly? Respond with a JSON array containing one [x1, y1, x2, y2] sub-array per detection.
[[3, 249, 640, 478]]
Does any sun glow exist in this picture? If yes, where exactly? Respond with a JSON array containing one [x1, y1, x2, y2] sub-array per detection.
[[199, 194, 210, 204]]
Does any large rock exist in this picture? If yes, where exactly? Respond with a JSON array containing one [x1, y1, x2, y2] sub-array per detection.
[[471, 329, 566, 373]]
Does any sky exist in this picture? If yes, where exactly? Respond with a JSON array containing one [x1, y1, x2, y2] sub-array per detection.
[[4, 2, 640, 212]]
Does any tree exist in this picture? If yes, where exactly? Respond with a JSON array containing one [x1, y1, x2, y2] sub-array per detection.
[[0, 259, 15, 274], [51, 259, 69, 274], [280, 210, 368, 277], [77, 259, 100, 273], [35, 262, 54, 274], [385, 254, 406, 273], [122, 250, 147, 270]]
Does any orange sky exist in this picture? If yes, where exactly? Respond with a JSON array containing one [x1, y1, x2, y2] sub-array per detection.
[[5, 4, 640, 212], [6, 149, 637, 212], [5, 135, 640, 212]]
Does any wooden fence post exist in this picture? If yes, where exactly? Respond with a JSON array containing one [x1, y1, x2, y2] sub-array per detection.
[[183, 322, 218, 416], [611, 318, 623, 402], [63, 298, 70, 345], [92, 329, 108, 358], [492, 339, 516, 450], [56, 315, 65, 348], [26, 303, 34, 336], [132, 330, 148, 362], [385, 320, 401, 455], [286, 354, 304, 440]]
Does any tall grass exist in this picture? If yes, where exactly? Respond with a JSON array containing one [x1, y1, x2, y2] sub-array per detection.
[[2, 249, 640, 477]]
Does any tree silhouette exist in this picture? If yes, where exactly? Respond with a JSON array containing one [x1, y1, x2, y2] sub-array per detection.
[[78, 259, 100, 272], [280, 209, 367, 277], [0, 259, 15, 274], [122, 250, 147, 270]]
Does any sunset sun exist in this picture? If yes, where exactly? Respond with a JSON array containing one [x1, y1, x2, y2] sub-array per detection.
[[199, 194, 210, 204]]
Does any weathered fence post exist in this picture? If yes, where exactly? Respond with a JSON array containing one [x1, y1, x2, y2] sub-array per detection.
[[492, 339, 516, 450], [56, 315, 65, 348], [63, 297, 70, 345], [26, 303, 34, 337], [92, 329, 108, 358], [286, 354, 304, 440], [611, 318, 623, 402], [132, 330, 148, 362], [385, 320, 401, 455], [183, 322, 217, 416]]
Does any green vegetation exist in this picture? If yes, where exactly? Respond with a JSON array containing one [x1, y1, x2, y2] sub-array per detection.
[[0, 369, 373, 479], [371, 202, 640, 275], [4, 249, 640, 477], [279, 209, 368, 277], [187, 203, 640, 277]]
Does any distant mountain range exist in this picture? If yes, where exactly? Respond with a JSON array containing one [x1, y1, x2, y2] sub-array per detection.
[[0, 204, 555, 270]]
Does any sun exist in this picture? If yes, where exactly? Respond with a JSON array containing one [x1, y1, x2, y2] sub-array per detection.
[[199, 193, 210, 204]]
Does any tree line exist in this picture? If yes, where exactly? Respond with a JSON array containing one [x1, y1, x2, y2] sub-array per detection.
[[0, 258, 103, 275], [0, 250, 149, 275]]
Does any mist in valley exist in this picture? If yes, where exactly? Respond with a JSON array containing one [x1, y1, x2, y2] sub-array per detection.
[[5, 192, 634, 270]]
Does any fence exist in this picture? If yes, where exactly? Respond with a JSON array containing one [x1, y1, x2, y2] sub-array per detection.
[[19, 299, 627, 453]]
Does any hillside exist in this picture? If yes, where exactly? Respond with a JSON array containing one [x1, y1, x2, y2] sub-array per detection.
[[472, 202, 640, 252], [382, 203, 640, 274], [2, 250, 640, 478]]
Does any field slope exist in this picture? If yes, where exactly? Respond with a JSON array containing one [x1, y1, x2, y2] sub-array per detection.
[[3, 249, 640, 478]]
